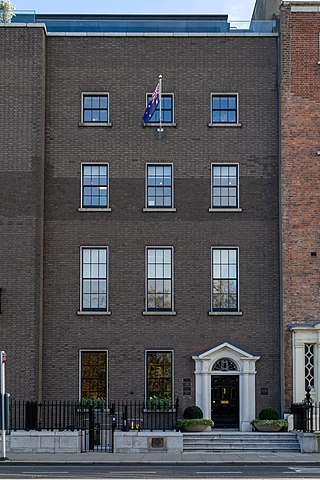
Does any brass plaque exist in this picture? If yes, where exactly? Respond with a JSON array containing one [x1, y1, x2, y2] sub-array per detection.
[[221, 400, 229, 404]]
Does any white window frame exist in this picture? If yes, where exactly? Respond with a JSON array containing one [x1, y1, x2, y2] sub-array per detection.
[[144, 349, 174, 403], [209, 93, 241, 127], [210, 246, 241, 314], [144, 92, 175, 126], [79, 349, 108, 403], [80, 92, 111, 126], [79, 162, 111, 212], [144, 246, 175, 315], [143, 163, 176, 212], [78, 246, 110, 315], [210, 163, 241, 212]]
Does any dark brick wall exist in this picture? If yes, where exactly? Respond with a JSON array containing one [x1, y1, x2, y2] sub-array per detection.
[[40, 34, 280, 414], [280, 7, 320, 408], [0, 27, 46, 399]]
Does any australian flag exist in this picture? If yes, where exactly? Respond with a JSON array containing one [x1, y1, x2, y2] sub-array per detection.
[[143, 82, 160, 123]]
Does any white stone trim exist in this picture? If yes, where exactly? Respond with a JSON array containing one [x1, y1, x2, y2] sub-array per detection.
[[290, 323, 320, 403], [192, 342, 260, 432]]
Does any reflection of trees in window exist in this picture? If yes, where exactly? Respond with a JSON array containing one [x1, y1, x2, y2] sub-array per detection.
[[212, 248, 238, 311], [147, 248, 172, 311], [147, 351, 172, 399], [81, 351, 107, 399]]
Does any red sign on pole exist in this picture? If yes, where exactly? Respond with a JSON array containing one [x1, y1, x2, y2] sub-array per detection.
[[1, 354, 6, 364]]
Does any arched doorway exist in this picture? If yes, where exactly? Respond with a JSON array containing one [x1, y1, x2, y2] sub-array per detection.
[[211, 358, 239, 428], [192, 342, 260, 431]]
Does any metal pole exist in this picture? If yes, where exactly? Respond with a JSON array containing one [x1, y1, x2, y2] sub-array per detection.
[[157, 74, 163, 132], [0, 351, 8, 461]]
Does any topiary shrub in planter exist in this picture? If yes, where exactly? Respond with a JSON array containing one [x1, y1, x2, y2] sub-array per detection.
[[178, 405, 213, 432], [178, 418, 214, 432], [251, 407, 288, 432]]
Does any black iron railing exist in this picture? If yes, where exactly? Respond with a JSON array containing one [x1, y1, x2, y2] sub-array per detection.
[[291, 387, 317, 432], [9, 398, 179, 432]]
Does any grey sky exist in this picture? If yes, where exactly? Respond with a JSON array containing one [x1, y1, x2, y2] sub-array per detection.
[[15, 0, 256, 20]]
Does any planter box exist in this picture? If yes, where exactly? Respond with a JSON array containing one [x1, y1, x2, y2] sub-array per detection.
[[253, 424, 282, 432], [184, 424, 212, 432]]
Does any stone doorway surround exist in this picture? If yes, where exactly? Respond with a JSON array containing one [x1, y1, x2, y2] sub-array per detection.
[[289, 321, 320, 403], [192, 342, 260, 432]]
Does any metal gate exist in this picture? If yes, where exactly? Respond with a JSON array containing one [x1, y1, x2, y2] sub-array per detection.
[[81, 406, 116, 452]]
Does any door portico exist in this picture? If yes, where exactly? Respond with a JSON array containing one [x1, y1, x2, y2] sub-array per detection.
[[192, 342, 260, 431]]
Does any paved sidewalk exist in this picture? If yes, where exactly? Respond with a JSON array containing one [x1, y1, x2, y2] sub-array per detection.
[[3, 451, 320, 465]]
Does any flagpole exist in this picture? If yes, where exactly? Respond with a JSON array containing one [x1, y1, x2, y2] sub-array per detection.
[[158, 74, 163, 132]]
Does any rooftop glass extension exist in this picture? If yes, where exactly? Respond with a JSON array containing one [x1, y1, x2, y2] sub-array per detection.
[[5, 12, 277, 33]]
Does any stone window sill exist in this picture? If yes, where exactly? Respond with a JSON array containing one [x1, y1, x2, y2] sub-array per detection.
[[78, 208, 111, 212], [143, 311, 177, 316], [78, 122, 112, 127], [77, 311, 111, 316], [209, 311, 243, 316], [143, 123, 177, 127], [208, 123, 242, 127], [209, 208, 242, 212], [143, 208, 176, 212]]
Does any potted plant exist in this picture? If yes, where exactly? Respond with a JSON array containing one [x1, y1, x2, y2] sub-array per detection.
[[178, 405, 214, 432], [147, 395, 171, 411], [80, 397, 106, 410], [251, 407, 288, 432], [0, 1, 16, 24]]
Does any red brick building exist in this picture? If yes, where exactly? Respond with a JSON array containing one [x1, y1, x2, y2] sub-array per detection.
[[280, 1, 320, 409]]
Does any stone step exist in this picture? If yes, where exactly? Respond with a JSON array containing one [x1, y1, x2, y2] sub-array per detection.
[[182, 432, 301, 453]]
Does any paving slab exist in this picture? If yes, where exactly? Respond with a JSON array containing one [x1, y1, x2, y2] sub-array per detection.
[[2, 451, 320, 465]]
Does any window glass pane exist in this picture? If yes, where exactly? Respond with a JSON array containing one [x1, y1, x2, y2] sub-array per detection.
[[155, 265, 163, 277], [229, 249, 237, 264], [220, 97, 228, 109], [92, 110, 100, 122], [156, 250, 164, 262], [212, 97, 220, 109], [228, 111, 236, 123], [155, 279, 163, 293], [100, 97, 108, 108], [228, 97, 236, 109], [83, 111, 91, 122], [99, 280, 107, 293], [148, 265, 155, 277], [213, 249, 220, 264], [92, 97, 100, 108], [220, 111, 228, 122], [163, 249, 171, 263], [212, 111, 220, 123], [100, 110, 108, 122], [148, 249, 156, 263], [83, 249, 90, 263], [162, 110, 172, 123], [148, 166, 156, 176], [155, 166, 164, 177], [221, 250, 229, 264], [83, 97, 91, 108], [164, 265, 171, 278], [162, 96, 172, 108], [163, 166, 172, 177]]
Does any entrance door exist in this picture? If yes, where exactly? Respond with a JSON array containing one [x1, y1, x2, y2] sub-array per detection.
[[211, 375, 239, 428]]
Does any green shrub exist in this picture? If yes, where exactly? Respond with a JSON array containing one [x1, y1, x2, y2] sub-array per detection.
[[183, 405, 203, 419], [80, 397, 106, 409], [148, 396, 171, 411], [258, 407, 280, 420], [178, 418, 213, 428]]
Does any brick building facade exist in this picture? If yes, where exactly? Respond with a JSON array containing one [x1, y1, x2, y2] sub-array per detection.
[[0, 14, 281, 430], [279, 1, 320, 409]]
